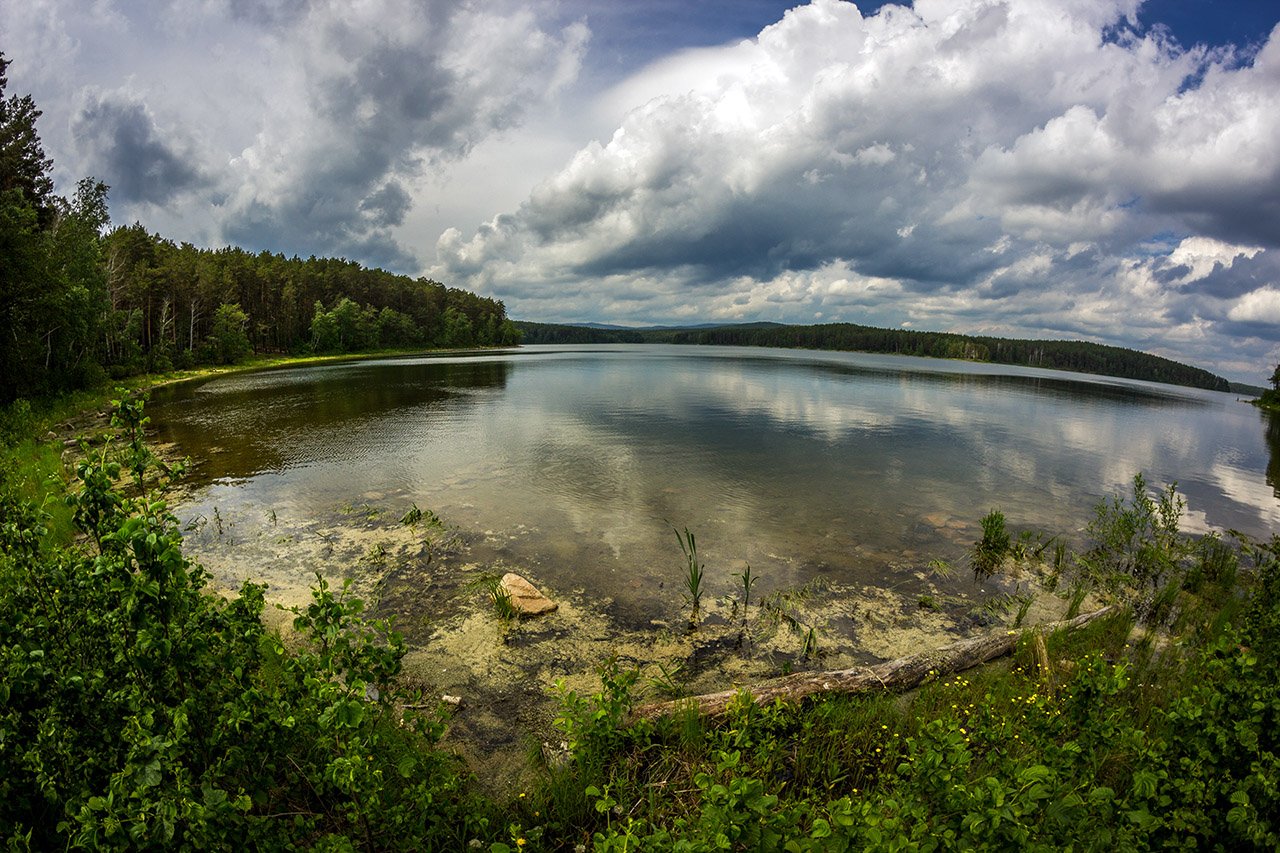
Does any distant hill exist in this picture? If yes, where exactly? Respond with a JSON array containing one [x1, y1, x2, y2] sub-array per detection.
[[514, 320, 1231, 393], [568, 321, 784, 332]]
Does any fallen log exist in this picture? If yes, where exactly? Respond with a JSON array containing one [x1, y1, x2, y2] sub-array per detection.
[[631, 605, 1118, 720]]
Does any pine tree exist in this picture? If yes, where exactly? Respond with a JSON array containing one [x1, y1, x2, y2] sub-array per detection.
[[0, 52, 56, 225]]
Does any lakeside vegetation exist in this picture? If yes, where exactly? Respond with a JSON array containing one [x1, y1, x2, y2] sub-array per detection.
[[1252, 365, 1280, 413], [516, 321, 1233, 393], [2, 392, 1277, 849]]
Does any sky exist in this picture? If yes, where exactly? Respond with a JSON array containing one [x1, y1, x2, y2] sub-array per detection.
[[3, 0, 1279, 382]]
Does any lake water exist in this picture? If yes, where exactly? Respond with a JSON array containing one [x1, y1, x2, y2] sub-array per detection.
[[150, 344, 1280, 621]]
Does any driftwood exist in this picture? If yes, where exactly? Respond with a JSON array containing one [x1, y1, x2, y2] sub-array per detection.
[[632, 605, 1117, 720]]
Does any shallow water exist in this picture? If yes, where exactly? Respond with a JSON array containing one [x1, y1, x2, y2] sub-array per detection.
[[149, 344, 1279, 622]]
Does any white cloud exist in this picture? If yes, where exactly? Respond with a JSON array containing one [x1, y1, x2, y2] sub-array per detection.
[[1228, 288, 1280, 325], [3, 0, 588, 267], [431, 0, 1280, 381]]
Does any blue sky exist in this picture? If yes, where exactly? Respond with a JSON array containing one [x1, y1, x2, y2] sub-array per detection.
[[570, 1, 1280, 69], [2, 0, 1279, 381]]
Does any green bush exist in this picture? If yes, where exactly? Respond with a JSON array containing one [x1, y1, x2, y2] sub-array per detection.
[[1079, 473, 1187, 596], [0, 394, 485, 848]]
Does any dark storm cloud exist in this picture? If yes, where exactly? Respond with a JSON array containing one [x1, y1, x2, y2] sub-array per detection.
[[1159, 250, 1279, 300], [222, 194, 419, 272], [1147, 182, 1280, 251], [225, 0, 310, 27], [71, 91, 209, 205], [360, 181, 413, 228], [217, 0, 586, 273]]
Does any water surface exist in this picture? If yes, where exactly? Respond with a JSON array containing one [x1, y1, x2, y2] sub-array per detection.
[[150, 344, 1279, 618]]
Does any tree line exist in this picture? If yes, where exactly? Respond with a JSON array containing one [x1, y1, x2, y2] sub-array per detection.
[[0, 52, 518, 405], [516, 320, 1232, 392]]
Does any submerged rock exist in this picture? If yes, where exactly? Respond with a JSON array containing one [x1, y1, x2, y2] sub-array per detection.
[[500, 572, 558, 616]]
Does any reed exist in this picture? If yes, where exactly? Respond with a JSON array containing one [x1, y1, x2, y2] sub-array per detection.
[[674, 526, 705, 625]]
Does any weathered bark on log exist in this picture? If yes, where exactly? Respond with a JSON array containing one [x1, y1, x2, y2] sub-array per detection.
[[632, 605, 1117, 720]]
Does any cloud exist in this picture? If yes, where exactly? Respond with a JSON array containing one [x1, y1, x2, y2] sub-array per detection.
[[1228, 287, 1280, 325], [216, 0, 589, 269], [71, 89, 211, 206], [434, 0, 1280, 379], [5, 0, 588, 271]]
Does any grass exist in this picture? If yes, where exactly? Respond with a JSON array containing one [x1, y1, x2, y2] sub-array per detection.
[[0, 436, 75, 544], [510, 590, 1262, 849], [674, 526, 705, 625], [971, 508, 1011, 580], [468, 572, 520, 624]]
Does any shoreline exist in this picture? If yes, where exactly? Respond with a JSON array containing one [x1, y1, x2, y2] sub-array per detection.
[[168, 462, 1093, 791], [30, 346, 1106, 789]]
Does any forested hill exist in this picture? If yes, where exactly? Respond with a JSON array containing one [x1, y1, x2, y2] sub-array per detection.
[[2, 218, 519, 404], [515, 321, 1231, 392]]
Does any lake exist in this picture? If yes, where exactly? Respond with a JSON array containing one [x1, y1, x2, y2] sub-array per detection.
[[149, 344, 1279, 624]]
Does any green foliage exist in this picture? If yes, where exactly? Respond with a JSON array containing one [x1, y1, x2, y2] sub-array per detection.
[[561, 588, 1279, 851], [0, 395, 485, 848], [1, 57, 110, 403], [521, 528, 1277, 852], [205, 302, 252, 364], [1078, 474, 1192, 621], [439, 305, 474, 347], [972, 509, 1011, 581], [6, 390, 1275, 849], [674, 526, 706, 625], [553, 659, 650, 772]]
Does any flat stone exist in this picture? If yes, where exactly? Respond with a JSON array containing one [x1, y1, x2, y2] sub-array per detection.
[[500, 572, 558, 616]]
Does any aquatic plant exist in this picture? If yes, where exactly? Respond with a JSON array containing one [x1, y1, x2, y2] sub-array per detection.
[[738, 563, 756, 616], [674, 526, 705, 625], [927, 558, 957, 579], [801, 625, 819, 660], [1013, 593, 1034, 628], [400, 503, 424, 526], [1079, 473, 1186, 595], [1065, 579, 1090, 619], [648, 661, 687, 699], [364, 541, 388, 566], [400, 502, 441, 528], [469, 573, 519, 624], [971, 509, 1011, 581]]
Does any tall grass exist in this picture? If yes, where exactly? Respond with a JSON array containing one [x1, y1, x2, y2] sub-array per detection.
[[674, 526, 705, 625]]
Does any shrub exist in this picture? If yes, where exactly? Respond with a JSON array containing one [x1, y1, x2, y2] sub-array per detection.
[[0, 394, 484, 849]]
